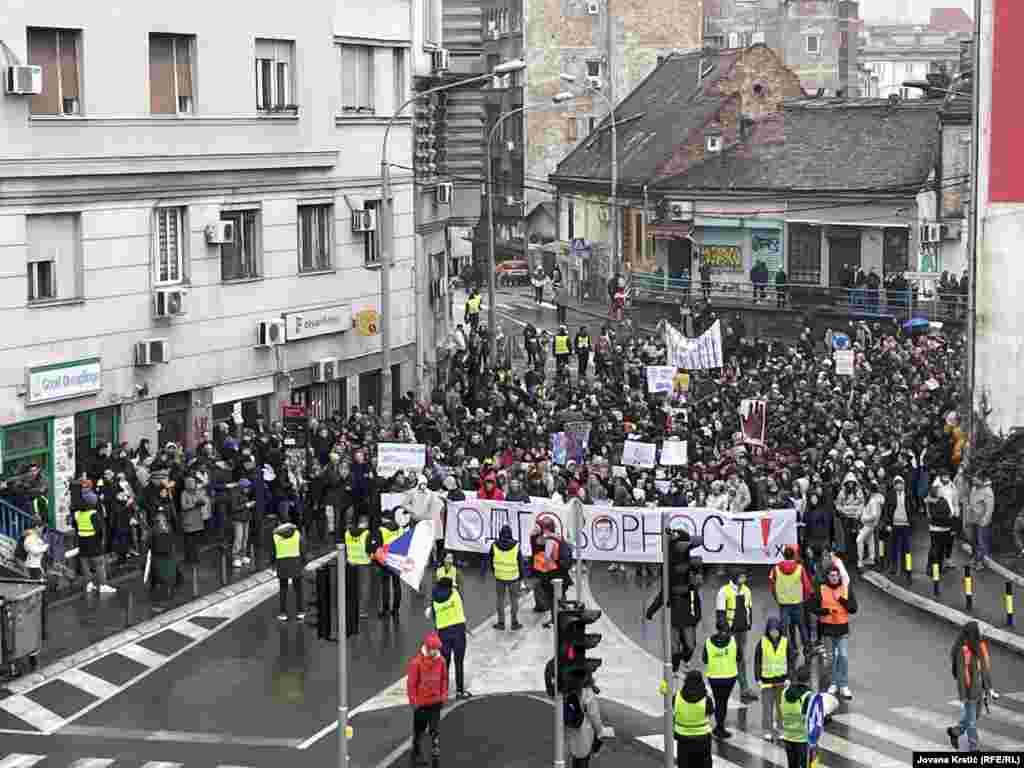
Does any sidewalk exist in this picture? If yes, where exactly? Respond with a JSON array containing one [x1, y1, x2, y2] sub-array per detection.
[[865, 521, 1022, 638], [8, 528, 334, 677]]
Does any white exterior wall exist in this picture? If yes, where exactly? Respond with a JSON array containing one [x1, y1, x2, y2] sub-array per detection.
[[0, 0, 421, 439]]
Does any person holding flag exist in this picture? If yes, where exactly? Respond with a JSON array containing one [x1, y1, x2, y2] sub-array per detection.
[[371, 508, 405, 619]]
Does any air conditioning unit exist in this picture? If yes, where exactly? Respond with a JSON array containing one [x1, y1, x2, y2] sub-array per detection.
[[586, 0, 601, 14], [432, 48, 451, 73], [153, 288, 187, 318], [505, 140, 516, 152], [668, 200, 694, 221], [436, 182, 453, 204], [352, 209, 377, 233], [256, 318, 286, 347], [751, 31, 766, 45], [586, 76, 604, 90], [5, 65, 43, 95], [205, 221, 236, 245], [940, 222, 962, 241], [705, 134, 723, 153], [313, 357, 338, 382], [135, 339, 169, 366]]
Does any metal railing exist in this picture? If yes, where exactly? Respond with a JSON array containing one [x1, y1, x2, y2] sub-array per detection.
[[628, 272, 969, 322], [0, 496, 34, 549]]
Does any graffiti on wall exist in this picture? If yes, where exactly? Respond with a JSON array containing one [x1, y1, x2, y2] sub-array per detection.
[[701, 244, 743, 270]]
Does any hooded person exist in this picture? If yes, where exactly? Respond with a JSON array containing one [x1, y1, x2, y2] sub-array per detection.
[[271, 519, 305, 621], [768, 546, 812, 658], [857, 481, 884, 567], [948, 621, 993, 752], [703, 617, 740, 739], [780, 665, 814, 768], [754, 617, 789, 741], [812, 562, 857, 700], [717, 566, 758, 703], [671, 669, 715, 768], [491, 524, 524, 631], [426, 577, 472, 700], [478, 471, 505, 501], [406, 632, 447, 768]]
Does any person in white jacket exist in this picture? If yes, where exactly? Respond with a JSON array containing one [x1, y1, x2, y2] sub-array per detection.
[[707, 480, 730, 512], [857, 483, 884, 566], [564, 679, 606, 768], [727, 474, 752, 513], [403, 475, 445, 564]]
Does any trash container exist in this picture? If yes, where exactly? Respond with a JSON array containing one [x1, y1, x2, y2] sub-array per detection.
[[1, 580, 45, 677]]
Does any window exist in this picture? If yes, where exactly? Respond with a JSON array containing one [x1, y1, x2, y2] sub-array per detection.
[[255, 39, 295, 111], [298, 205, 333, 272], [423, 0, 441, 45], [568, 201, 575, 240], [149, 34, 194, 115], [393, 48, 406, 111], [341, 45, 374, 112], [363, 201, 381, 266], [27, 27, 81, 116], [27, 213, 81, 302], [566, 115, 578, 142], [220, 210, 261, 281], [154, 207, 186, 285], [806, 35, 820, 54], [586, 60, 602, 77], [588, 116, 597, 134]]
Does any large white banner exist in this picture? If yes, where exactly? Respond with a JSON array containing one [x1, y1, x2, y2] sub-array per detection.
[[664, 320, 724, 370], [431, 498, 797, 564]]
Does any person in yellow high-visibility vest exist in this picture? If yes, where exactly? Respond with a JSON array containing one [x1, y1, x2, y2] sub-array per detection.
[[345, 513, 372, 621], [490, 524, 524, 631], [465, 287, 482, 330], [373, 509, 405, 619], [435, 551, 464, 594], [780, 665, 814, 768], [72, 487, 117, 594], [716, 567, 758, 703], [553, 325, 572, 376], [429, 577, 472, 699], [272, 520, 305, 621], [754, 617, 789, 741], [672, 669, 715, 768], [703, 618, 739, 739]]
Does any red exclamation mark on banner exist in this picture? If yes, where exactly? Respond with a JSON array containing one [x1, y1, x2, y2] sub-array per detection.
[[761, 517, 772, 548]]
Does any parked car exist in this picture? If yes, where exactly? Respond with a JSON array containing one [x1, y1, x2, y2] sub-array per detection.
[[496, 259, 530, 287]]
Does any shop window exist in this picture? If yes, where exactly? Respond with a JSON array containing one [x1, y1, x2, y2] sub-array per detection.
[[74, 407, 120, 476], [298, 380, 347, 422], [884, 227, 910, 274], [787, 223, 822, 285], [4, 422, 49, 454], [158, 392, 191, 449], [359, 370, 382, 412]]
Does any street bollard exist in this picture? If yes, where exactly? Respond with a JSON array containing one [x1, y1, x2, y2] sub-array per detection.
[[878, 538, 886, 565], [192, 564, 199, 598], [220, 545, 228, 586], [964, 566, 973, 612], [904, 552, 912, 583], [931, 562, 941, 597], [1007, 582, 1015, 627]]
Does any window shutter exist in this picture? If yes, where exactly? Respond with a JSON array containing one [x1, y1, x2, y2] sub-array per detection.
[[27, 213, 79, 299], [275, 62, 289, 107], [149, 35, 177, 114], [362, 48, 374, 110], [27, 28, 60, 115], [58, 31, 79, 101]]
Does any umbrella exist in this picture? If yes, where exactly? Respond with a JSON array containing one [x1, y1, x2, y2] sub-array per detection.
[[902, 318, 929, 331]]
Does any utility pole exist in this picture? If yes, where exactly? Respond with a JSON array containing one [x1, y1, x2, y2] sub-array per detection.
[[552, 578, 565, 768], [337, 543, 349, 768], [660, 524, 673, 768]]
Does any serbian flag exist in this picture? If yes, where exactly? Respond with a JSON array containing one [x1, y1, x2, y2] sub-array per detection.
[[371, 520, 435, 593]]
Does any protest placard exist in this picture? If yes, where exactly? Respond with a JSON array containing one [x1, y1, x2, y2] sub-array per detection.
[[834, 350, 855, 376], [622, 440, 656, 468], [646, 365, 677, 394], [740, 399, 767, 446], [376, 442, 426, 476], [660, 439, 688, 466]]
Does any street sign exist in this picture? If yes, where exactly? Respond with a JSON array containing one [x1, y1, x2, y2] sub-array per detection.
[[806, 693, 824, 747]]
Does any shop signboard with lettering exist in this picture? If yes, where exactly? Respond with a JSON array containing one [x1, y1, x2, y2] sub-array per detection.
[[284, 304, 353, 341], [26, 358, 102, 405]]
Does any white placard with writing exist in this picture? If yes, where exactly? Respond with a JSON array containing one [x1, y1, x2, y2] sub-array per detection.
[[834, 350, 855, 377], [621, 441, 657, 468], [646, 365, 677, 394], [660, 440, 688, 466], [377, 442, 427, 476]]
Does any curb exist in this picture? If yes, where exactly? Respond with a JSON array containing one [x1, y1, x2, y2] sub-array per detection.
[[984, 555, 1024, 590], [861, 570, 1024, 656], [3, 549, 339, 696]]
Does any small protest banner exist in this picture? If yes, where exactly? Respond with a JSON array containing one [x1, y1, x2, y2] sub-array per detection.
[[646, 365, 676, 394], [622, 440, 657, 468], [740, 399, 767, 447], [376, 442, 427, 476], [834, 350, 855, 377], [660, 439, 688, 466]]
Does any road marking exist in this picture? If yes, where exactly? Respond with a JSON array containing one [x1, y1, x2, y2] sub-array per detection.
[[717, 729, 812, 766], [68, 760, 117, 768], [171, 620, 210, 640], [59, 668, 120, 700], [59, 725, 300, 748], [637, 734, 746, 768], [832, 713, 948, 752], [297, 720, 343, 750], [811, 729, 909, 768], [0, 696, 63, 732], [139, 763, 183, 768], [949, 698, 1024, 729], [0, 756, 46, 768], [115, 643, 168, 669], [892, 706, 1024, 751]]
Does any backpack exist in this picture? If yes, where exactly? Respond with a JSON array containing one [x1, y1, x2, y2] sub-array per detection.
[[557, 537, 574, 572], [563, 691, 585, 729]]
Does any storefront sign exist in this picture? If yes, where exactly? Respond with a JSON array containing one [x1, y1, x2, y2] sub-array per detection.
[[53, 415, 75, 532], [282, 404, 307, 448], [284, 304, 353, 341], [751, 229, 783, 271], [355, 309, 380, 336], [701, 244, 742, 270], [26, 358, 102, 405]]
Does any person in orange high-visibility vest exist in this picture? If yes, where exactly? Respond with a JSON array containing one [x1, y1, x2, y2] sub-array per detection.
[[532, 518, 562, 629], [810, 564, 857, 701]]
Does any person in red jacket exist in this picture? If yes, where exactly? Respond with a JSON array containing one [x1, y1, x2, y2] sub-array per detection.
[[407, 632, 448, 768], [478, 472, 505, 501]]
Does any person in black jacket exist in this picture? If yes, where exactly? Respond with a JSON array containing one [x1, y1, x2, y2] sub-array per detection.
[[925, 481, 955, 569], [646, 565, 703, 674]]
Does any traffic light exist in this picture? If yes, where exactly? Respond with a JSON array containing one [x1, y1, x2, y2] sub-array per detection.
[[667, 530, 703, 597], [556, 601, 602, 692]]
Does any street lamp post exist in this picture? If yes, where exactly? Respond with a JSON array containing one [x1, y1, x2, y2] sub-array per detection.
[[486, 92, 576, 360], [379, 59, 525, 415], [562, 75, 618, 282]]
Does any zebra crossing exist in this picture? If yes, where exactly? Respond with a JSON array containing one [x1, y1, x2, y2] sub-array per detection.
[[0, 580, 277, 736], [637, 690, 1024, 767], [0, 757, 257, 768]]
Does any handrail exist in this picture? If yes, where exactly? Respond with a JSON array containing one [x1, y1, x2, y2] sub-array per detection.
[[0, 495, 34, 546]]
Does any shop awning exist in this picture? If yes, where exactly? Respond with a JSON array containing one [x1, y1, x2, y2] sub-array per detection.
[[649, 222, 693, 240]]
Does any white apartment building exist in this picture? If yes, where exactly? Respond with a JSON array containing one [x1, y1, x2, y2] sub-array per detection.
[[0, 0, 445, 530]]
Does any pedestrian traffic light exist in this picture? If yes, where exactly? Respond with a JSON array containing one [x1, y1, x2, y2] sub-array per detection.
[[556, 601, 602, 692], [667, 530, 701, 598]]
